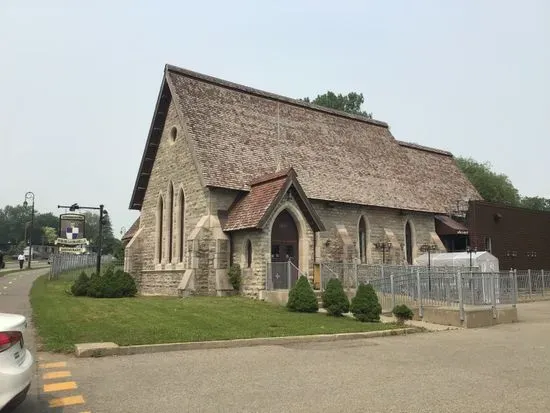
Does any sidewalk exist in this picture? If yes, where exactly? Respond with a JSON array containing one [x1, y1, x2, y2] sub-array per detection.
[[0, 267, 51, 412]]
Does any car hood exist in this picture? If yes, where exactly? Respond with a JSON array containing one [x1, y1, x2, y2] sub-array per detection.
[[0, 313, 27, 332]]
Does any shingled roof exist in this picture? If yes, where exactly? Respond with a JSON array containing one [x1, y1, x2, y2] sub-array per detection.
[[130, 64, 481, 213], [223, 168, 325, 232]]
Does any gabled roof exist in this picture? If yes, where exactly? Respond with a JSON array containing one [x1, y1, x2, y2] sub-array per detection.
[[223, 168, 325, 232], [130, 64, 481, 213], [122, 218, 140, 241]]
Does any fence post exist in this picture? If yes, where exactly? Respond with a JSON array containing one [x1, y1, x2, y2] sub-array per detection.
[[319, 263, 323, 292], [287, 260, 291, 290], [416, 270, 423, 318], [458, 271, 464, 321], [491, 273, 497, 319], [513, 269, 518, 307], [353, 261, 358, 290], [528, 269, 532, 300], [390, 273, 395, 310], [542, 269, 545, 297]]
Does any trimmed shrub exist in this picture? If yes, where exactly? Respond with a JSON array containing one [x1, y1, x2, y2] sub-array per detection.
[[392, 304, 414, 324], [228, 264, 241, 291], [86, 272, 103, 298], [350, 283, 382, 322], [70, 272, 90, 296], [322, 278, 349, 316], [286, 276, 319, 313], [98, 269, 137, 298]]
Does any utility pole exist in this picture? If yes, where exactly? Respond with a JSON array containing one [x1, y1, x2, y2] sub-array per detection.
[[23, 192, 35, 269]]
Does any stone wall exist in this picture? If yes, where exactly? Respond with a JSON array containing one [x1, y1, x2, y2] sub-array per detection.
[[126, 97, 210, 293], [136, 270, 183, 296], [137, 99, 209, 272], [312, 200, 439, 265]]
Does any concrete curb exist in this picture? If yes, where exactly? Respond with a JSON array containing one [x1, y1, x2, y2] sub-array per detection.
[[75, 327, 421, 358]]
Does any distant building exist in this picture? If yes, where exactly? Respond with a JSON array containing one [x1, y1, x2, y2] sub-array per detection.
[[466, 200, 550, 270]]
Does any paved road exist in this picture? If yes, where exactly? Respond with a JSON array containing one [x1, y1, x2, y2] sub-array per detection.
[[3, 267, 550, 412], [0, 268, 54, 413]]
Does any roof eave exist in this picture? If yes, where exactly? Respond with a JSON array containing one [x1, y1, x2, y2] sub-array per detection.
[[128, 76, 172, 210]]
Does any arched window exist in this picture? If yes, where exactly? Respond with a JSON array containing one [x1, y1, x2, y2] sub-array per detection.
[[358, 216, 368, 263], [167, 184, 173, 263], [246, 239, 252, 268], [178, 188, 185, 263], [156, 195, 163, 264], [405, 221, 413, 265]]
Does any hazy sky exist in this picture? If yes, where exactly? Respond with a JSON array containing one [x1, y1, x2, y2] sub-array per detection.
[[1, 0, 549, 236]]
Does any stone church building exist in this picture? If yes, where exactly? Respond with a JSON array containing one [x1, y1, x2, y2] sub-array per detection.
[[124, 64, 481, 297]]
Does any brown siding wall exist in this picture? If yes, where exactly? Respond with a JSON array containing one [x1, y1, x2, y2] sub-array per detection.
[[467, 201, 550, 270]]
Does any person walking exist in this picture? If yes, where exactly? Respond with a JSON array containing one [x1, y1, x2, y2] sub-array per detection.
[[18, 253, 25, 269]]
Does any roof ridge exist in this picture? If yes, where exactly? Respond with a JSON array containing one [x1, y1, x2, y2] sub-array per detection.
[[165, 64, 389, 128], [249, 168, 294, 186], [396, 140, 453, 157]]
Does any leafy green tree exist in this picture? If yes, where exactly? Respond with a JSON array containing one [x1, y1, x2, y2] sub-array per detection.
[[42, 227, 58, 244], [520, 196, 550, 212], [302, 91, 373, 118], [455, 157, 520, 206]]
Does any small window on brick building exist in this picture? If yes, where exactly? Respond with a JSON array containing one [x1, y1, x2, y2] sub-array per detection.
[[246, 240, 252, 268], [485, 237, 492, 253]]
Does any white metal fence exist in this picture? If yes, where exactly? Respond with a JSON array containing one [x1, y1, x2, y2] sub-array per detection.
[[266, 261, 308, 290]]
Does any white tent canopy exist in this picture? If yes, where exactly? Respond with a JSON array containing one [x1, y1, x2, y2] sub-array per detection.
[[416, 251, 500, 273]]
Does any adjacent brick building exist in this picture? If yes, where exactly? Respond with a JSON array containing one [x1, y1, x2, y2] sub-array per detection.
[[124, 64, 481, 297], [466, 200, 550, 270]]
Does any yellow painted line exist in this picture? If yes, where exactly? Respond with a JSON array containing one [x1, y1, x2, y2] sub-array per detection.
[[48, 395, 85, 408], [39, 361, 67, 369], [43, 381, 78, 392], [43, 370, 71, 380], [80, 411, 91, 413]]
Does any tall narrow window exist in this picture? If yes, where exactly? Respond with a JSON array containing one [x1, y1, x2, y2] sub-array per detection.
[[358, 216, 367, 263], [167, 184, 173, 263], [246, 240, 252, 268], [157, 196, 163, 264], [405, 221, 413, 265], [178, 189, 185, 262]]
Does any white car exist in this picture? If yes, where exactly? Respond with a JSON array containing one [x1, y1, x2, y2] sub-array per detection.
[[0, 313, 33, 410]]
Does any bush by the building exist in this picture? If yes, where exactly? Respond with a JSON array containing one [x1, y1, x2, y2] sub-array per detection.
[[70, 272, 90, 297], [286, 275, 319, 313], [322, 278, 350, 316], [71, 266, 137, 299], [392, 304, 414, 324], [350, 283, 382, 322]]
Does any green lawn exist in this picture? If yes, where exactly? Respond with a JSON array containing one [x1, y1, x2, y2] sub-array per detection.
[[31, 274, 400, 353]]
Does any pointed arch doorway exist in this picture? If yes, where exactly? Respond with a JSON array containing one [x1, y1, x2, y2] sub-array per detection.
[[271, 209, 299, 289]]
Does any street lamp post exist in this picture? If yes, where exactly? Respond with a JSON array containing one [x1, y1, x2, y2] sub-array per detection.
[[374, 241, 392, 265], [23, 192, 35, 269], [420, 242, 437, 292], [58, 203, 107, 275]]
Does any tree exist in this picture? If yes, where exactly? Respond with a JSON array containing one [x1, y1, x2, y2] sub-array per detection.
[[81, 211, 117, 255], [520, 196, 550, 212], [42, 227, 58, 244], [302, 91, 373, 118], [455, 157, 520, 206]]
